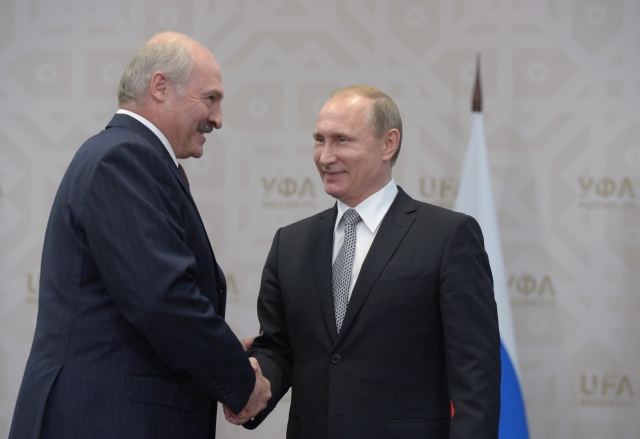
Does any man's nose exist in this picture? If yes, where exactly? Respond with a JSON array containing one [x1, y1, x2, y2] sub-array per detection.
[[319, 143, 337, 165], [210, 106, 222, 129]]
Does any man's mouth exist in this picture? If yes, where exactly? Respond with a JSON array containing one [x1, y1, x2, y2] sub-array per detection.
[[198, 122, 214, 134], [323, 171, 344, 179]]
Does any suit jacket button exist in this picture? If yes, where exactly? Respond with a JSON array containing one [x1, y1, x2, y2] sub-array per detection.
[[331, 354, 341, 364]]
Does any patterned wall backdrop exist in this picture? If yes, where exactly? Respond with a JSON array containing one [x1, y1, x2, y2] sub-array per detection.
[[1, 0, 639, 438]]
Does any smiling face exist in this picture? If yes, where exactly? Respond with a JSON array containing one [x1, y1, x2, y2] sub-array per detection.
[[161, 45, 224, 159], [313, 94, 397, 207]]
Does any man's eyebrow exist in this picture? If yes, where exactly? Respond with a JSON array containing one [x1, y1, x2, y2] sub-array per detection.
[[313, 131, 350, 139], [207, 90, 224, 99]]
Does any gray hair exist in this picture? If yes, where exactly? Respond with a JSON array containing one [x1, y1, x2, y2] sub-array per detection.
[[117, 32, 197, 106], [331, 84, 403, 165]]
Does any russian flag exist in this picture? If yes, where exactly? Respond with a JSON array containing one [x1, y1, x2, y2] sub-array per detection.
[[454, 57, 529, 439]]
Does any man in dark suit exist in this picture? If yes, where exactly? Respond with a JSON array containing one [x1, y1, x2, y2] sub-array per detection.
[[9, 32, 270, 439], [231, 85, 501, 438]]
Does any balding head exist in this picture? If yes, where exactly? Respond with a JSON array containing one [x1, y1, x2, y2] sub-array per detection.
[[117, 32, 199, 107], [331, 85, 403, 165]]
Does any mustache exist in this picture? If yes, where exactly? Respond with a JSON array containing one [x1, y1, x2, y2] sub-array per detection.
[[198, 122, 214, 134]]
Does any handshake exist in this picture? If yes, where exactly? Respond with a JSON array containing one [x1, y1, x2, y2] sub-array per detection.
[[223, 337, 271, 425]]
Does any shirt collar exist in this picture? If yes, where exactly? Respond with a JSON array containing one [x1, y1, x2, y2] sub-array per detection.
[[116, 109, 178, 167], [334, 179, 399, 234]]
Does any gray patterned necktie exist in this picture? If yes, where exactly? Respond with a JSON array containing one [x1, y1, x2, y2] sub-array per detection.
[[332, 208, 362, 333]]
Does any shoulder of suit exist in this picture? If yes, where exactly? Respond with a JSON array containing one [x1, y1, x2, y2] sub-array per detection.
[[63, 128, 169, 198], [400, 191, 468, 224], [74, 125, 163, 167], [279, 205, 335, 232]]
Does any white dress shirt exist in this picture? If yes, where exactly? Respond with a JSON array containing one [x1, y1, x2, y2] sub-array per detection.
[[116, 109, 178, 167], [332, 179, 399, 300]]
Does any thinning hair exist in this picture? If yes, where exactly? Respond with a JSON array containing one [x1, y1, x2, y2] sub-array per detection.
[[117, 32, 197, 106], [331, 84, 403, 165]]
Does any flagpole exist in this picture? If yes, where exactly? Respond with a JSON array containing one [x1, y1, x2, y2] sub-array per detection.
[[455, 54, 530, 439]]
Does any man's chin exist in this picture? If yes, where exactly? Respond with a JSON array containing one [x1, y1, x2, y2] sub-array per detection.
[[190, 142, 205, 158], [322, 183, 344, 200]]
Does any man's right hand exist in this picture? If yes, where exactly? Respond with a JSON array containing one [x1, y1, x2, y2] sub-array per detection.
[[223, 357, 271, 425]]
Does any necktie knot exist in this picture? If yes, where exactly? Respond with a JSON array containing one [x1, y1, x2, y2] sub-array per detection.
[[342, 209, 361, 228]]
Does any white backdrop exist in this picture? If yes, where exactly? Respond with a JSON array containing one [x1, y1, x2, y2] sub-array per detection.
[[0, 1, 639, 438]]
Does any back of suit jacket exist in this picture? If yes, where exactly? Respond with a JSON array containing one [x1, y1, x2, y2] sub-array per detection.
[[9, 115, 255, 439], [247, 188, 500, 439]]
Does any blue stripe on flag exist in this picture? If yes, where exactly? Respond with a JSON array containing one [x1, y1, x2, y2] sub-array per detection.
[[499, 342, 529, 439]]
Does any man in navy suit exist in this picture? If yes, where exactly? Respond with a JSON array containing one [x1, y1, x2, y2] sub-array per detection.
[[9, 32, 270, 439], [232, 85, 501, 438]]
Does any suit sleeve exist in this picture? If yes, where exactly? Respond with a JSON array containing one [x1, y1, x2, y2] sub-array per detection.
[[243, 228, 294, 429], [439, 215, 501, 439], [82, 142, 255, 414]]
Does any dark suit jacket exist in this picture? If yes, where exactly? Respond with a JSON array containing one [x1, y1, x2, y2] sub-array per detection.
[[9, 114, 255, 439], [246, 188, 501, 439]]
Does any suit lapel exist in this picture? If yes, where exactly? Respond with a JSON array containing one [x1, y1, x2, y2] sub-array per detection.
[[310, 205, 339, 343], [334, 188, 417, 346]]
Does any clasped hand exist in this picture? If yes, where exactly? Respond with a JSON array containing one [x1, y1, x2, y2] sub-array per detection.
[[224, 357, 271, 425]]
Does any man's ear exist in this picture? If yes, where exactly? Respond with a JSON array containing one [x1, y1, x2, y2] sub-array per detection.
[[149, 72, 169, 103], [382, 128, 400, 162]]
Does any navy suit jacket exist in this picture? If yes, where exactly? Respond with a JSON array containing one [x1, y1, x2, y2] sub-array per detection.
[[9, 114, 255, 439], [246, 188, 501, 439]]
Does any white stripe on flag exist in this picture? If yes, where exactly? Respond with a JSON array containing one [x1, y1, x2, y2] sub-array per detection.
[[454, 111, 530, 438], [454, 112, 520, 378]]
